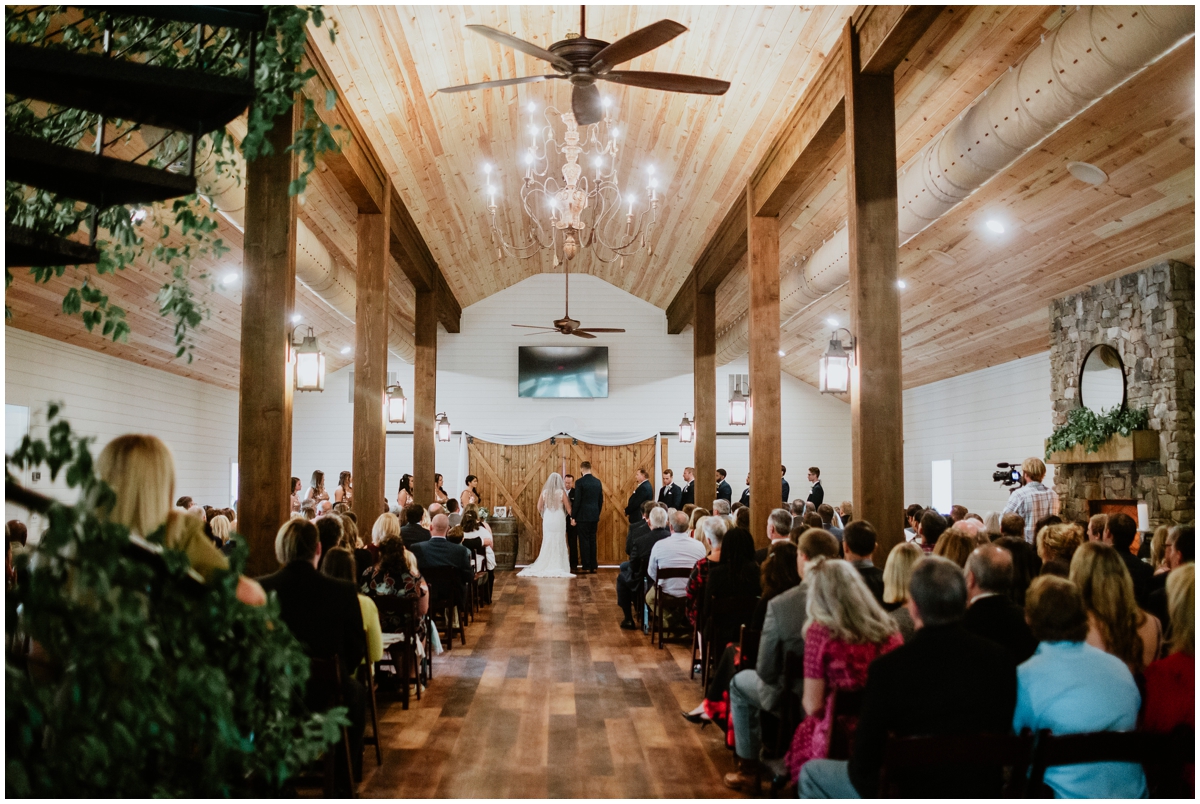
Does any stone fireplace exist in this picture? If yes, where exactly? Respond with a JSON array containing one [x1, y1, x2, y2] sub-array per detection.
[[1049, 260, 1195, 528]]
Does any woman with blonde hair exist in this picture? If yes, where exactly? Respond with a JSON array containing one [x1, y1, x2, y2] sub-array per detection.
[[371, 512, 401, 546], [687, 507, 711, 541], [305, 469, 328, 506], [209, 514, 231, 546], [882, 541, 923, 641], [1149, 525, 1171, 572], [97, 434, 264, 606], [783, 558, 902, 782], [933, 526, 975, 568], [1142, 564, 1194, 792], [1037, 522, 1084, 573], [1070, 541, 1162, 674]]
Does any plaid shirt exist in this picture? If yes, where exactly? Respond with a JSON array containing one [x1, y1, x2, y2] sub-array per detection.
[[1003, 481, 1060, 543]]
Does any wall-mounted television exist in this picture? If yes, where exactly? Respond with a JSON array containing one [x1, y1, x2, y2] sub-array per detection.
[[518, 346, 609, 398]]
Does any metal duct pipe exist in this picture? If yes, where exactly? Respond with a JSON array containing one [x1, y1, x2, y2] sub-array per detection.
[[196, 146, 417, 363], [715, 5, 1193, 366]]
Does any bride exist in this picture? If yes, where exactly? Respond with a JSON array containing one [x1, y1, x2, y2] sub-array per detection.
[[518, 472, 574, 578]]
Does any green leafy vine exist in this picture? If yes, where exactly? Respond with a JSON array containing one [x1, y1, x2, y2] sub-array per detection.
[[1046, 405, 1150, 459]]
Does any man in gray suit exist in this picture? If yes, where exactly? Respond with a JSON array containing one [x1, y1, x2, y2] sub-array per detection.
[[723, 528, 841, 791]]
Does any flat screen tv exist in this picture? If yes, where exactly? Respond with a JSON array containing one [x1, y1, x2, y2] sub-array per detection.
[[518, 346, 609, 398]]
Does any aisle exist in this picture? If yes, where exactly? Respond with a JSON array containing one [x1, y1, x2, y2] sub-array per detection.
[[359, 569, 740, 798]]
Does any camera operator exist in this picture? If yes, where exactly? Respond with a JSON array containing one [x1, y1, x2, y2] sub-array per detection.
[[1001, 458, 1060, 544]]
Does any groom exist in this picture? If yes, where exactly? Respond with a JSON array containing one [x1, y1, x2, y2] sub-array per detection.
[[573, 462, 603, 574]]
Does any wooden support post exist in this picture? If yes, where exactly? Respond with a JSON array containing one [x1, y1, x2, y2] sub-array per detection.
[[693, 288, 717, 511], [352, 185, 391, 521], [238, 101, 298, 576], [746, 184, 781, 549], [413, 289, 437, 507], [845, 22, 905, 560]]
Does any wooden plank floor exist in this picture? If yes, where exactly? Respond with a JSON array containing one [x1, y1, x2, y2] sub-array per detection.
[[359, 569, 741, 798]]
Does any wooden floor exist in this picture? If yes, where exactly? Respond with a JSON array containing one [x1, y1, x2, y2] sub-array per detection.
[[359, 569, 741, 798]]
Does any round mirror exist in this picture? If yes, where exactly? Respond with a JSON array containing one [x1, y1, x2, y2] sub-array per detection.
[[1079, 344, 1126, 415]]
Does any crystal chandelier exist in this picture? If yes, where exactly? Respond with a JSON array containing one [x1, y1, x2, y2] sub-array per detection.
[[484, 101, 659, 266]]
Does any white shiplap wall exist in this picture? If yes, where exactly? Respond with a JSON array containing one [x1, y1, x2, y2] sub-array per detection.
[[4, 327, 239, 536], [292, 274, 853, 506], [902, 352, 1054, 516]]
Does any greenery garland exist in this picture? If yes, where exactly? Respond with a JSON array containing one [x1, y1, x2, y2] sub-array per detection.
[[5, 405, 348, 796], [1045, 405, 1150, 459], [4, 6, 341, 361]]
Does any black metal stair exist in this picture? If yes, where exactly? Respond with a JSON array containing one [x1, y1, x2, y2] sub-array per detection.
[[5, 224, 101, 268]]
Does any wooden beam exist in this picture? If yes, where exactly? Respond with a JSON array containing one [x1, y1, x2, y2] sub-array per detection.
[[666, 273, 694, 335], [845, 22, 905, 560], [413, 289, 437, 507], [352, 183, 391, 523], [854, 5, 946, 75], [437, 270, 461, 334], [693, 288, 717, 509], [747, 184, 781, 550], [238, 100, 298, 576]]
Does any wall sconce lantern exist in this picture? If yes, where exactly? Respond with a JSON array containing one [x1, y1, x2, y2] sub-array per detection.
[[292, 327, 326, 392], [678, 414, 694, 443], [818, 329, 855, 395], [729, 387, 749, 426], [436, 412, 452, 442], [385, 384, 407, 424]]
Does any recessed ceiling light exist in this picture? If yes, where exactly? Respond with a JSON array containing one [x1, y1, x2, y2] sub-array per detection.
[[221, 271, 239, 286], [826, 317, 839, 327], [291, 313, 302, 324], [340, 346, 352, 355], [985, 220, 1005, 234], [1067, 161, 1108, 185], [778, 350, 786, 357], [896, 279, 908, 289], [928, 250, 957, 266], [526, 102, 536, 113]]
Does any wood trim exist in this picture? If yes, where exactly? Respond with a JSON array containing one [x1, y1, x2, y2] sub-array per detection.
[[666, 273, 694, 335], [1046, 431, 1160, 465], [693, 289, 717, 511], [413, 289, 437, 505], [747, 183, 781, 549], [854, 5, 947, 75]]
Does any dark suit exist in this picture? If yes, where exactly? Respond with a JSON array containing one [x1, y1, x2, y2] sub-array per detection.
[[1119, 550, 1154, 605], [657, 483, 682, 510], [625, 479, 653, 523], [847, 624, 1016, 798], [739, 487, 750, 507], [566, 486, 579, 572], [573, 472, 603, 571], [807, 480, 824, 508], [400, 522, 431, 546], [617, 526, 670, 620], [259, 560, 366, 786], [716, 479, 733, 504], [964, 593, 1037, 665], [782, 477, 790, 503], [681, 479, 695, 507], [851, 559, 885, 605], [410, 535, 474, 612], [625, 519, 650, 558]]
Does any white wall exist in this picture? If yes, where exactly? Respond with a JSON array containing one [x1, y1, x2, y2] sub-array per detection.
[[902, 352, 1054, 516], [292, 273, 853, 507], [4, 328, 239, 538]]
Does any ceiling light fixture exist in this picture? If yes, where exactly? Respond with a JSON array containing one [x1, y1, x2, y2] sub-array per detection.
[[221, 271, 239, 286], [826, 317, 839, 327], [290, 313, 302, 324], [677, 414, 694, 443], [1066, 161, 1108, 185], [819, 328, 855, 395], [340, 346, 352, 356], [985, 219, 1006, 234], [896, 279, 907, 289], [291, 327, 325, 392], [436, 413, 453, 442]]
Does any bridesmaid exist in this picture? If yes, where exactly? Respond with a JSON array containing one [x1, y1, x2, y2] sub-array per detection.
[[305, 470, 328, 507], [396, 474, 414, 510], [433, 473, 449, 504], [334, 470, 353, 508], [460, 474, 480, 508]]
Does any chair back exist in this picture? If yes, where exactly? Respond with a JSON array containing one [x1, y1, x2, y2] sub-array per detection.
[[704, 593, 759, 648], [372, 592, 420, 632], [305, 655, 346, 711], [737, 624, 763, 669], [423, 565, 465, 606], [655, 565, 693, 588], [1029, 727, 1195, 795], [878, 731, 1035, 798]]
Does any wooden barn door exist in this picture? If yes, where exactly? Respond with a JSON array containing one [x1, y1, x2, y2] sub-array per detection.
[[467, 435, 656, 566]]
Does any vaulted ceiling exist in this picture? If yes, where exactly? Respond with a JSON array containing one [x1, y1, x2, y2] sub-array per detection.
[[6, 6, 1194, 393]]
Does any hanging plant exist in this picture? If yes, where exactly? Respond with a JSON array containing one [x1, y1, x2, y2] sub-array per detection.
[[1045, 405, 1150, 459], [4, 5, 342, 362]]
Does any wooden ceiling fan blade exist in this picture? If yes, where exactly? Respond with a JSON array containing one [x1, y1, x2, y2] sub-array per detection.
[[601, 70, 730, 96], [572, 82, 604, 126], [436, 74, 561, 94], [568, 329, 598, 339], [576, 328, 626, 333], [465, 24, 573, 71], [591, 19, 687, 72], [512, 324, 558, 330]]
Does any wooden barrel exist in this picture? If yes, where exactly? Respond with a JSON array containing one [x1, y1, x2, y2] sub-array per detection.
[[490, 517, 519, 571]]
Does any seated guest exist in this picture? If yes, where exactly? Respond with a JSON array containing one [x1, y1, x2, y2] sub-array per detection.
[[209, 514, 231, 547], [1036, 522, 1083, 577], [362, 534, 430, 625], [964, 544, 1037, 664], [790, 500, 807, 519], [981, 510, 1002, 540], [995, 535, 1040, 606], [1146, 525, 1194, 630], [1000, 512, 1026, 540], [1070, 541, 1161, 674], [647, 510, 708, 615], [1142, 564, 1194, 796], [400, 502, 431, 546], [709, 529, 837, 775], [686, 507, 710, 541], [932, 525, 975, 567], [316, 514, 344, 558], [447, 525, 464, 544], [841, 520, 884, 605], [1013, 575, 1146, 798], [783, 559, 902, 784], [322, 547, 384, 666], [817, 504, 842, 544], [903, 504, 923, 542], [798, 557, 1017, 798], [336, 513, 373, 585], [703, 527, 761, 652], [460, 509, 496, 595], [624, 499, 656, 557], [408, 513, 473, 595], [300, 503, 317, 521], [802, 511, 823, 533], [881, 542, 922, 641], [1149, 525, 1170, 571], [1034, 513, 1064, 536], [1104, 512, 1153, 605], [949, 504, 968, 523], [754, 508, 793, 563], [955, 517, 992, 548], [445, 498, 462, 527], [685, 516, 727, 630], [836, 501, 853, 526], [712, 499, 732, 517], [915, 509, 947, 553], [735, 506, 752, 531], [617, 505, 671, 629], [1088, 513, 1108, 543], [258, 519, 365, 791]]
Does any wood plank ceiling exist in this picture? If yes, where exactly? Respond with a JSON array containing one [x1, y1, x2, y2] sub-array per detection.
[[5, 6, 1194, 394]]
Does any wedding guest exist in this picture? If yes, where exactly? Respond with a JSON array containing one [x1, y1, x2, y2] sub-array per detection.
[[1036, 522, 1083, 572], [842, 520, 884, 604], [685, 515, 725, 629], [981, 510, 1002, 540], [836, 501, 853, 526], [687, 507, 710, 541], [334, 470, 353, 507], [322, 547, 383, 666], [1088, 513, 1109, 542], [903, 504, 923, 542], [1149, 524, 1170, 571], [964, 544, 1037, 664], [1070, 541, 1162, 674], [932, 525, 975, 568], [337, 512, 373, 583], [400, 502, 432, 546], [1000, 512, 1026, 540], [209, 514, 231, 547], [914, 509, 947, 552], [1142, 564, 1194, 796], [316, 514, 343, 558], [1104, 512, 1153, 604], [881, 542, 922, 641], [1013, 575, 1145, 798], [703, 527, 760, 654], [994, 535, 1041, 606]]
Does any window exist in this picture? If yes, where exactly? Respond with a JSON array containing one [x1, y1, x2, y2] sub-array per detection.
[[931, 459, 952, 516]]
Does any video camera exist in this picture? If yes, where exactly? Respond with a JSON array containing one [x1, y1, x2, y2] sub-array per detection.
[[992, 462, 1022, 487]]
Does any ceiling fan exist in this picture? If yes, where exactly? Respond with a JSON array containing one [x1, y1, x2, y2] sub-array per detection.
[[512, 264, 625, 339], [437, 6, 730, 125]]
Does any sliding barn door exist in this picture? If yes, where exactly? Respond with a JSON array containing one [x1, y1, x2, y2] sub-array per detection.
[[468, 436, 657, 566]]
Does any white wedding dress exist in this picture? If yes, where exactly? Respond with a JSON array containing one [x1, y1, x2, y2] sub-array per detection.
[[518, 491, 574, 578]]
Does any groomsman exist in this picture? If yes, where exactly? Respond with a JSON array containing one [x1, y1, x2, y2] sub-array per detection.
[[658, 469, 682, 510], [716, 469, 733, 504], [625, 468, 654, 522], [680, 467, 696, 507], [806, 466, 824, 508], [739, 473, 750, 507], [781, 464, 791, 504]]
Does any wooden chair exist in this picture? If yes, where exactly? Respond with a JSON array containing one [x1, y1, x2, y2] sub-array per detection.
[[690, 616, 703, 680], [876, 731, 1035, 798], [737, 624, 763, 671], [700, 594, 759, 688], [651, 567, 693, 648], [297, 656, 357, 798], [357, 628, 383, 766], [423, 565, 467, 648], [1028, 726, 1195, 798], [463, 535, 490, 610], [372, 594, 423, 710]]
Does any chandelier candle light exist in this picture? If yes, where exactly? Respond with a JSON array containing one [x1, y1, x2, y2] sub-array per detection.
[[484, 100, 659, 266]]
